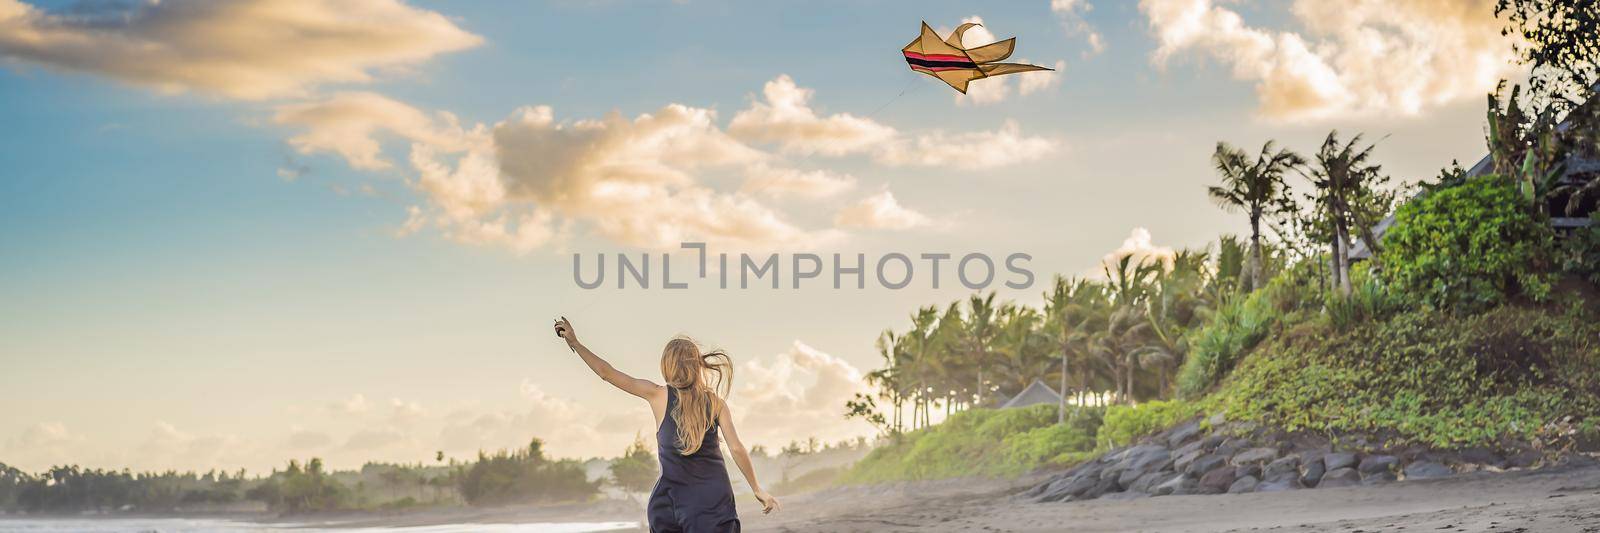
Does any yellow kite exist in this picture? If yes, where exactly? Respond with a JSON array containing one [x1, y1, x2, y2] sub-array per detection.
[[902, 21, 1053, 94]]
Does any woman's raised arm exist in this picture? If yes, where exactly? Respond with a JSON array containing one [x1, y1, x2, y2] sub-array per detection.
[[717, 397, 780, 514], [554, 317, 662, 400]]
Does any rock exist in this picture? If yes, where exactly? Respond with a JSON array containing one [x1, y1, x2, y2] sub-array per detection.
[[1234, 463, 1261, 480], [1128, 470, 1169, 494], [1232, 447, 1280, 466], [1206, 412, 1227, 427], [1227, 475, 1260, 494], [1215, 438, 1252, 457], [1301, 458, 1326, 487], [1323, 452, 1358, 472], [1200, 434, 1228, 450], [1173, 449, 1205, 473], [1362, 471, 1397, 485], [1318, 467, 1362, 488], [1199, 466, 1237, 493], [1167, 420, 1203, 447], [1358, 455, 1399, 475], [1186, 453, 1228, 476], [1173, 440, 1207, 459], [1403, 461, 1453, 480], [1264, 456, 1300, 479], [1122, 447, 1174, 476], [1506, 450, 1542, 468], [1080, 476, 1121, 500], [1457, 446, 1504, 467], [1255, 477, 1302, 492], [1153, 474, 1195, 496], [1038, 474, 1098, 502]]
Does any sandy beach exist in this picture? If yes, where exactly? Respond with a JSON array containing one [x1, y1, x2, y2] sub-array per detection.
[[739, 461, 1600, 532]]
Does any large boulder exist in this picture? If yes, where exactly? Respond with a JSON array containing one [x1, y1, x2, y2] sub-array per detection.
[[1173, 449, 1205, 473], [1080, 476, 1122, 500], [1152, 474, 1196, 496], [1264, 456, 1300, 479], [1232, 447, 1280, 466], [1199, 466, 1237, 493], [1323, 452, 1358, 472], [1227, 475, 1260, 494], [1318, 467, 1362, 488], [1457, 447, 1505, 468], [1403, 461, 1453, 480], [1358, 455, 1399, 475], [1506, 450, 1542, 468], [1128, 470, 1170, 494], [1234, 463, 1261, 480], [1037, 473, 1099, 502], [1215, 437, 1252, 457], [1167, 420, 1203, 448], [1173, 439, 1207, 460], [1186, 453, 1228, 476], [1255, 477, 1302, 492], [1301, 457, 1326, 487], [1121, 447, 1173, 476]]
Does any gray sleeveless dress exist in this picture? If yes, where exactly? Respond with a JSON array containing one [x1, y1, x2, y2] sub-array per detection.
[[647, 387, 740, 532]]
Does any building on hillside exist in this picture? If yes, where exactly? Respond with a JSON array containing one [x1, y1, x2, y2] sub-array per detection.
[[997, 379, 1063, 409], [1350, 90, 1600, 261]]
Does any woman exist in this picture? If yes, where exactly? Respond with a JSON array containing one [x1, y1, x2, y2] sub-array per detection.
[[553, 317, 778, 532]]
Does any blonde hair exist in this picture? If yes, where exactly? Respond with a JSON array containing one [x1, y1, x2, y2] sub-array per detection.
[[659, 337, 732, 455]]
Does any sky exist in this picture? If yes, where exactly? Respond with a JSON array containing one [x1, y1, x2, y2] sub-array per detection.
[[0, 0, 1515, 473]]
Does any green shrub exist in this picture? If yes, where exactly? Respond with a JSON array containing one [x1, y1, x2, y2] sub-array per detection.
[[1379, 175, 1556, 312], [1324, 264, 1403, 330], [1211, 305, 1600, 448], [1098, 400, 1198, 449], [1176, 270, 1319, 398]]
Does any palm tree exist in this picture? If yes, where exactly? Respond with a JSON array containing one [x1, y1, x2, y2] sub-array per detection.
[[1305, 131, 1384, 296], [1208, 141, 1304, 291], [1043, 275, 1105, 421], [962, 293, 1001, 406], [1096, 255, 1158, 403], [867, 330, 905, 433], [991, 303, 1053, 396], [905, 306, 941, 429], [1135, 250, 1210, 397]]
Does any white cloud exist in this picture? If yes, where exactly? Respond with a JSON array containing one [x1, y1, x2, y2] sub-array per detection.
[[272, 76, 1053, 252], [1140, 0, 1512, 120], [333, 393, 372, 415], [728, 75, 897, 156], [732, 341, 875, 447], [741, 164, 856, 199], [275, 91, 480, 171], [0, 0, 482, 100], [834, 189, 930, 231], [134, 422, 253, 472], [1099, 227, 1175, 275], [876, 120, 1059, 169], [1051, 0, 1106, 56]]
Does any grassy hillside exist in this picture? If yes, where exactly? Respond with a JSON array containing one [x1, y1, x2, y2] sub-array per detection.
[[1209, 305, 1600, 449]]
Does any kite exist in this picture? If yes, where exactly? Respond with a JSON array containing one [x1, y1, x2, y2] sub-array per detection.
[[902, 21, 1053, 94]]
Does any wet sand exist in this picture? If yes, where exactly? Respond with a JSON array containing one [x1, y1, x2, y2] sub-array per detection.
[[741, 462, 1600, 532]]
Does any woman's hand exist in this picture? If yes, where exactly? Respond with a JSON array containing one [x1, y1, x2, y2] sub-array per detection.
[[554, 316, 578, 346], [754, 490, 780, 514]]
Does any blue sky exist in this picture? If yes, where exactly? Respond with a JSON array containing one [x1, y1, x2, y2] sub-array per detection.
[[0, 0, 1511, 472]]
